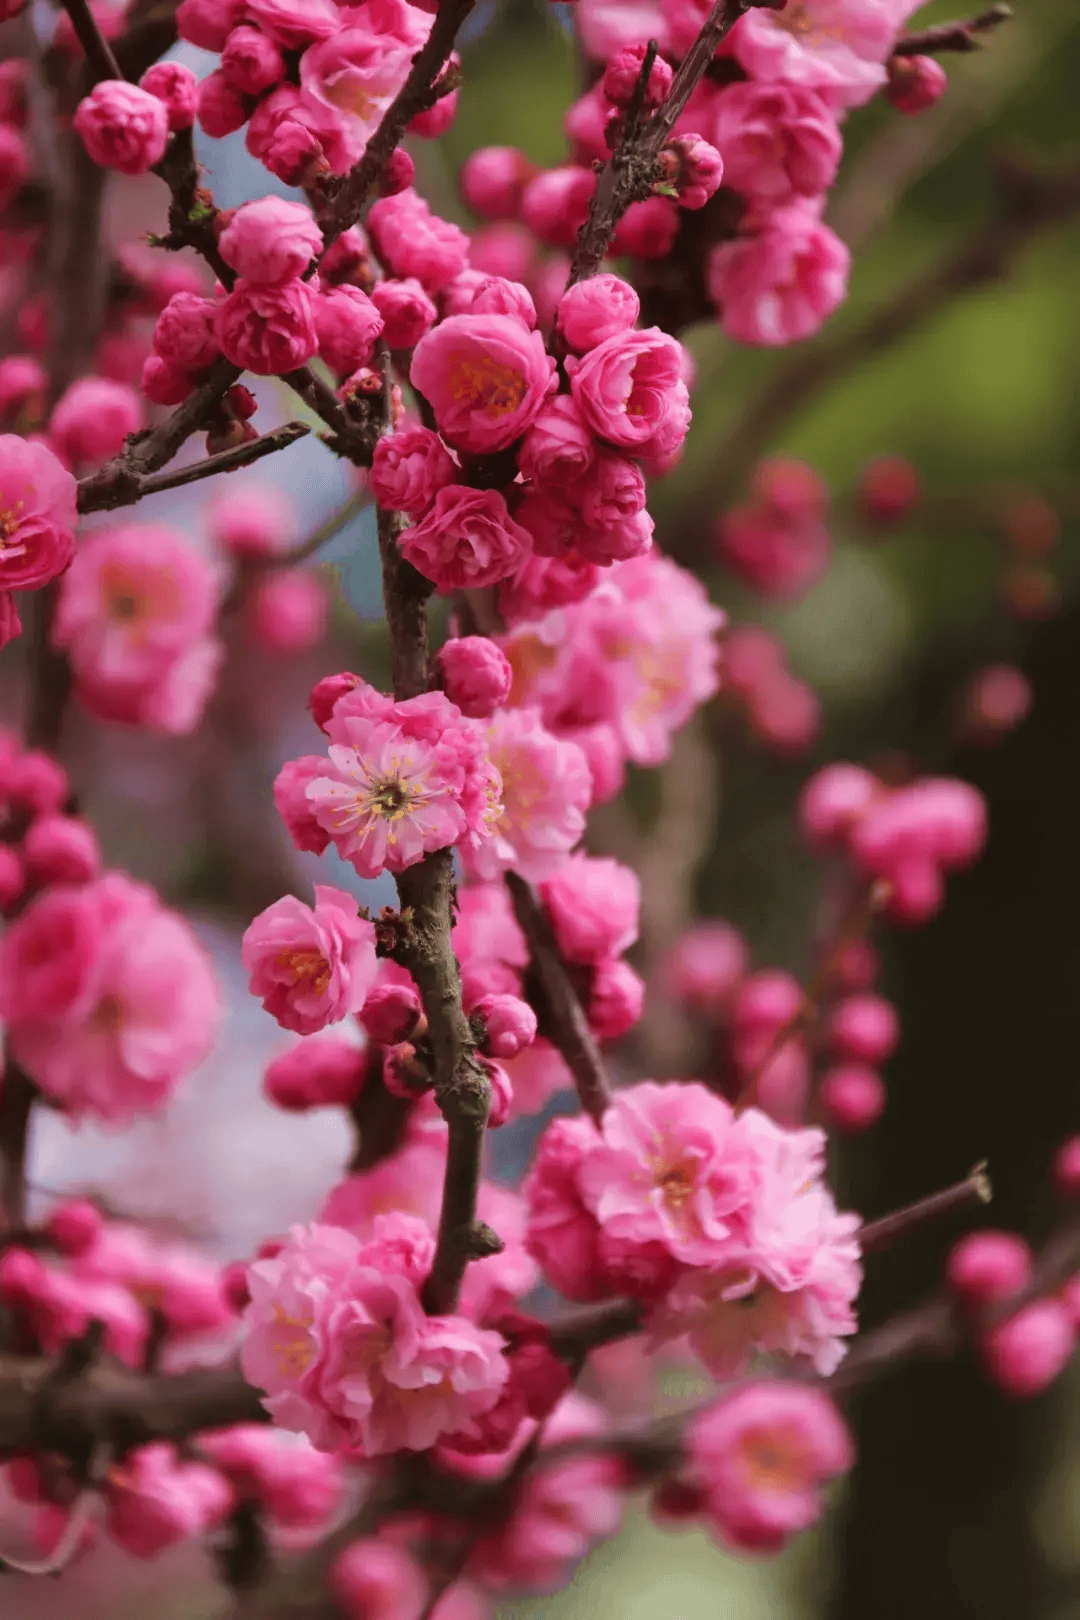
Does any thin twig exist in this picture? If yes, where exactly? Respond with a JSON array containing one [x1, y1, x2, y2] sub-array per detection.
[[77, 422, 310, 514], [893, 4, 1012, 57], [0, 1056, 37, 1229], [859, 1164, 992, 1256], [59, 0, 122, 81], [505, 872, 613, 1129]]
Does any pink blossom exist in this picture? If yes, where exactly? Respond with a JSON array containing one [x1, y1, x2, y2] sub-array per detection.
[[274, 757, 331, 855], [982, 1301, 1076, 1398], [247, 569, 328, 652], [497, 552, 601, 624], [470, 1450, 624, 1590], [521, 166, 597, 248], [460, 145, 536, 219], [946, 1231, 1032, 1307], [556, 274, 641, 355], [463, 706, 591, 883], [410, 314, 557, 455], [370, 426, 455, 519], [300, 25, 420, 165], [517, 396, 595, 484], [0, 355, 47, 421], [667, 921, 749, 1015], [474, 993, 537, 1059], [798, 763, 880, 850], [604, 41, 673, 108], [199, 1425, 344, 1530], [245, 86, 327, 183], [177, 0, 244, 49], [578, 0, 665, 60], [826, 993, 899, 1063], [687, 1382, 854, 1552], [540, 854, 639, 964], [208, 481, 295, 558], [587, 957, 645, 1041], [729, 0, 917, 110], [22, 814, 101, 885], [331, 1539, 428, 1620], [0, 434, 77, 590], [469, 276, 537, 328], [46, 1199, 103, 1257], [886, 52, 948, 113], [568, 326, 689, 458], [711, 82, 842, 205], [219, 197, 324, 285], [367, 189, 470, 292], [0, 873, 219, 1124], [469, 224, 535, 283], [141, 354, 191, 406], [220, 25, 287, 97], [611, 196, 679, 261], [716, 494, 831, 597], [708, 204, 850, 346], [314, 284, 384, 375], [665, 132, 723, 210], [247, 0, 341, 46], [241, 1221, 509, 1455], [437, 637, 512, 719], [819, 1064, 886, 1132], [50, 377, 141, 466], [400, 486, 533, 592], [105, 1444, 233, 1558], [139, 61, 198, 130], [358, 980, 423, 1044], [371, 278, 438, 350], [152, 292, 219, 374], [74, 80, 169, 175], [264, 1034, 367, 1111], [196, 71, 248, 139], [214, 278, 319, 374], [242, 884, 377, 1035]]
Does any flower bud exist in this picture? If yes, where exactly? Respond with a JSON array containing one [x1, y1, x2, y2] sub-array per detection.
[[359, 983, 424, 1046], [474, 993, 537, 1059]]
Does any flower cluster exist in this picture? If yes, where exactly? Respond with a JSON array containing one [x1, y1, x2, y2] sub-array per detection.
[[715, 456, 831, 599], [524, 1080, 862, 1375]]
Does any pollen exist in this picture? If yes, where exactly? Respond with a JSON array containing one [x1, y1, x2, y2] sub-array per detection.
[[446, 349, 527, 420]]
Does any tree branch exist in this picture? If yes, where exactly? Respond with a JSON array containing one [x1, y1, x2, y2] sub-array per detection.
[[505, 871, 612, 1129], [0, 1058, 37, 1230], [76, 421, 310, 514], [858, 1164, 992, 1256], [59, 0, 122, 82], [893, 4, 1012, 57]]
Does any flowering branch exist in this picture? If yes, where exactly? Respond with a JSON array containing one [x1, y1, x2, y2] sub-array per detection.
[[894, 4, 1012, 57], [76, 421, 310, 514], [505, 871, 613, 1128]]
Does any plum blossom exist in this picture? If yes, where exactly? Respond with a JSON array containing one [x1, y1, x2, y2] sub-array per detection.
[[410, 314, 558, 455], [462, 707, 591, 883], [400, 487, 533, 592], [0, 434, 77, 591], [242, 885, 378, 1035], [708, 203, 850, 347], [728, 0, 923, 110]]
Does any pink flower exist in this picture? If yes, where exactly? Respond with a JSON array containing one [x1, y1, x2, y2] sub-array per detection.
[[819, 1063, 886, 1132], [219, 197, 324, 285], [247, 569, 328, 652], [0, 355, 47, 422], [74, 80, 169, 175], [437, 637, 512, 720], [729, 0, 917, 110], [0, 873, 220, 1124], [367, 189, 470, 292], [139, 61, 198, 131], [886, 52, 948, 114], [370, 426, 456, 519], [470, 276, 537, 328], [400, 486, 533, 592], [946, 1231, 1032, 1307], [540, 853, 639, 964], [588, 957, 644, 1041], [214, 279, 319, 374], [152, 292, 220, 374], [245, 86, 328, 183], [371, 277, 438, 350], [474, 993, 537, 1059], [314, 284, 384, 375], [177, 0, 244, 48], [50, 377, 141, 466], [463, 706, 591, 883], [687, 1382, 854, 1552], [711, 83, 842, 205], [517, 396, 595, 484], [568, 326, 689, 458], [556, 274, 641, 355], [241, 1221, 509, 1456], [331, 1539, 428, 1620], [410, 314, 557, 455], [247, 0, 341, 46], [0, 434, 77, 590], [199, 1426, 344, 1531], [521, 166, 597, 248], [105, 1443, 233, 1558], [197, 70, 248, 138], [274, 756, 333, 854], [242, 884, 378, 1035], [207, 481, 294, 558], [300, 25, 419, 163], [470, 1450, 624, 1590], [460, 145, 536, 219], [666, 920, 749, 1015], [708, 204, 850, 346], [604, 41, 673, 108], [612, 196, 680, 260], [666, 133, 723, 210], [264, 1033, 367, 1111], [982, 1301, 1076, 1398], [22, 814, 101, 886], [221, 24, 287, 96]]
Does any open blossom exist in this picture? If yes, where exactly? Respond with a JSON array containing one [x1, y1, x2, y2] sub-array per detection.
[[367, 189, 470, 291], [105, 1443, 234, 1558], [241, 1220, 509, 1456], [728, 0, 920, 110], [199, 1425, 344, 1531], [686, 1382, 855, 1552], [556, 275, 641, 355], [517, 397, 595, 485], [568, 327, 690, 459], [301, 26, 419, 162], [370, 426, 456, 519], [0, 873, 219, 1124], [218, 197, 324, 284], [242, 885, 377, 1035], [463, 706, 591, 883], [214, 279, 319, 374], [400, 486, 533, 592], [74, 80, 169, 174], [539, 854, 639, 964], [708, 204, 850, 347], [711, 82, 842, 205], [0, 434, 77, 590], [410, 314, 557, 455]]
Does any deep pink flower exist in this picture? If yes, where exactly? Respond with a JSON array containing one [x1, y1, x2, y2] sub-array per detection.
[[711, 82, 842, 205], [604, 41, 673, 108], [568, 326, 689, 458], [314, 285, 384, 376], [331, 1539, 429, 1620], [437, 637, 512, 720], [220, 25, 287, 97], [708, 204, 850, 346], [139, 61, 198, 131], [245, 86, 328, 184], [687, 1382, 854, 1552], [460, 145, 536, 220], [463, 707, 591, 883], [247, 0, 341, 46], [886, 52, 948, 114], [50, 377, 141, 467], [370, 426, 456, 519], [556, 274, 641, 355], [411, 314, 557, 455], [611, 196, 680, 261], [0, 873, 220, 1124], [219, 197, 323, 285], [246, 569, 328, 652], [242, 884, 378, 1036], [370, 278, 438, 350], [177, 0, 244, 49], [152, 292, 219, 374], [74, 80, 168, 175], [0, 124, 27, 212], [400, 486, 533, 592], [214, 278, 319, 374], [517, 396, 595, 484], [106, 1443, 233, 1558], [521, 166, 597, 248], [274, 756, 331, 855], [666, 921, 749, 1015], [587, 957, 645, 1041], [199, 1425, 344, 1531], [540, 854, 639, 964], [0, 434, 77, 590], [197, 70, 248, 139], [264, 1033, 367, 1111], [367, 189, 470, 292], [300, 25, 419, 164], [207, 482, 294, 558], [22, 814, 101, 886]]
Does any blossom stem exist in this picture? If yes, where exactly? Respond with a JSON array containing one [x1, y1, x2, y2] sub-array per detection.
[[858, 1163, 992, 1256], [505, 871, 613, 1129], [59, 0, 122, 83], [77, 422, 310, 514], [893, 5, 1012, 57]]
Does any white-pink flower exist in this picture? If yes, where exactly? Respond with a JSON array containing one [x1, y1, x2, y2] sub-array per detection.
[[462, 707, 591, 883], [242, 884, 378, 1035]]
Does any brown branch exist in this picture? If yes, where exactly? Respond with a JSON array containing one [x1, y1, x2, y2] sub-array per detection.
[[0, 1057, 37, 1230], [315, 0, 477, 247], [567, 0, 777, 286], [893, 4, 1012, 57], [858, 1163, 992, 1256], [112, 1, 181, 82], [59, 0, 122, 82], [77, 421, 310, 514], [677, 156, 1080, 519], [505, 871, 613, 1129], [546, 1299, 643, 1362]]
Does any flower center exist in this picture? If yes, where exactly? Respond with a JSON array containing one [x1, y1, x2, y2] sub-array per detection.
[[275, 947, 331, 996], [0, 502, 26, 552], [739, 1425, 813, 1494], [271, 1302, 316, 1379], [90, 993, 125, 1035], [658, 1164, 694, 1210], [773, 1, 842, 45], [447, 350, 527, 420]]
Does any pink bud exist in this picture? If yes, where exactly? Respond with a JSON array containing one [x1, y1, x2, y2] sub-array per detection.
[[474, 993, 537, 1059], [0, 1246, 45, 1302], [819, 1064, 885, 1132], [263, 1036, 366, 1112], [382, 1042, 431, 1099], [308, 671, 362, 731], [358, 982, 423, 1045], [0, 845, 24, 909], [1053, 1136, 1080, 1200], [74, 80, 169, 175], [556, 273, 640, 354], [798, 763, 879, 851], [826, 993, 899, 1064], [139, 61, 198, 131], [370, 278, 437, 351], [982, 1301, 1075, 1398], [9, 750, 67, 815], [460, 145, 536, 220], [380, 146, 416, 196], [222, 1261, 251, 1312], [587, 957, 644, 1041], [962, 664, 1032, 743], [484, 1058, 513, 1127], [665, 133, 723, 210], [220, 25, 286, 97], [858, 454, 920, 526], [611, 196, 679, 260], [603, 44, 673, 110], [886, 53, 948, 115], [196, 70, 249, 138], [45, 1199, 103, 1256], [521, 166, 597, 248], [22, 814, 101, 885], [666, 920, 749, 1014], [246, 570, 328, 653], [330, 1539, 427, 1620], [437, 636, 512, 719], [947, 1230, 1032, 1307]]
